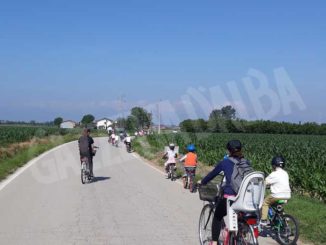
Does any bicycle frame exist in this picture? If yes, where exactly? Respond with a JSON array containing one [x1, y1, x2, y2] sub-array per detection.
[[184, 167, 196, 191]]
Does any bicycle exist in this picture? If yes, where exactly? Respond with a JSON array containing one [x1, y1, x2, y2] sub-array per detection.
[[81, 157, 92, 184], [198, 174, 261, 245], [266, 200, 299, 245], [80, 146, 99, 184], [183, 166, 196, 192], [125, 142, 132, 153], [167, 163, 176, 181]]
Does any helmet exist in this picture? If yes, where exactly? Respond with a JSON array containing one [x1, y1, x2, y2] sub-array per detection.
[[187, 144, 196, 152], [226, 140, 242, 153], [169, 143, 175, 150], [272, 156, 285, 168]]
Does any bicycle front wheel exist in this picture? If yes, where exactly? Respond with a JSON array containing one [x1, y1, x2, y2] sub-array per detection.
[[199, 204, 214, 245], [276, 214, 299, 245]]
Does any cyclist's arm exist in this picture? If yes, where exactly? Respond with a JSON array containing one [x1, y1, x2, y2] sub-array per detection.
[[201, 161, 223, 185], [179, 155, 187, 162], [162, 152, 168, 159]]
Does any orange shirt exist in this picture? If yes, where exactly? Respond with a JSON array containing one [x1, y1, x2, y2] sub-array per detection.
[[185, 152, 197, 167]]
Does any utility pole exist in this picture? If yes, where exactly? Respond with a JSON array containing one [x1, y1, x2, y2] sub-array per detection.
[[118, 94, 126, 128], [158, 99, 161, 134]]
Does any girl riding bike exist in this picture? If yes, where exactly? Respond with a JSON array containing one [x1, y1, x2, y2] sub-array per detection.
[[163, 143, 178, 179]]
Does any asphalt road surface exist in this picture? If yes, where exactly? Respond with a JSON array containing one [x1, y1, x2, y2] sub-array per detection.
[[0, 137, 291, 245]]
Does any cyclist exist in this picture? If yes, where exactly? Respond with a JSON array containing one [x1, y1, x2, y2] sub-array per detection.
[[180, 144, 198, 189], [111, 132, 116, 145], [198, 140, 244, 245], [114, 133, 119, 146], [78, 128, 95, 178], [163, 143, 178, 178], [124, 134, 132, 151], [260, 156, 291, 226]]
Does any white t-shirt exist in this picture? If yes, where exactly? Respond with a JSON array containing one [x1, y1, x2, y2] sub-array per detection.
[[124, 136, 131, 143], [115, 135, 119, 141], [266, 168, 291, 199], [164, 149, 177, 166]]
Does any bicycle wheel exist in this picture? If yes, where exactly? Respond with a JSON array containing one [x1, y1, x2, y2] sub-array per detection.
[[236, 221, 258, 245], [228, 232, 236, 245], [218, 219, 229, 245], [276, 214, 299, 245], [183, 176, 188, 189], [189, 176, 194, 192], [199, 204, 214, 245], [81, 162, 87, 184], [170, 166, 175, 181]]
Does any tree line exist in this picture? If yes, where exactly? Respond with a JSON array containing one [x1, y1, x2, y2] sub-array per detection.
[[179, 105, 326, 135], [54, 107, 152, 132]]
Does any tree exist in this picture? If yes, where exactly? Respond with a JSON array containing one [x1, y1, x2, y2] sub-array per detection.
[[179, 119, 195, 132], [209, 109, 223, 120], [54, 117, 63, 127], [126, 116, 138, 132], [116, 117, 127, 128], [81, 114, 95, 125], [208, 105, 236, 133], [221, 105, 236, 119], [131, 107, 152, 129]]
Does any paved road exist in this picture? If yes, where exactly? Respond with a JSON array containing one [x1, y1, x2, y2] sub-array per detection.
[[0, 137, 281, 245]]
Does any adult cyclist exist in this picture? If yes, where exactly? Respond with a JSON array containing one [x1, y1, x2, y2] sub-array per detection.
[[78, 128, 95, 178], [198, 140, 245, 245]]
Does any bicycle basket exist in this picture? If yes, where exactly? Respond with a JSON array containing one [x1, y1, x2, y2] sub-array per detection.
[[198, 183, 219, 202]]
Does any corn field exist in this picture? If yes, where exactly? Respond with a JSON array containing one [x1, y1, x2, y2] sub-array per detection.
[[0, 126, 77, 146], [144, 133, 326, 201]]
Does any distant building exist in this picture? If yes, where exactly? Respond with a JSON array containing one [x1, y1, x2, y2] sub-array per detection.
[[96, 118, 113, 129], [60, 120, 77, 129]]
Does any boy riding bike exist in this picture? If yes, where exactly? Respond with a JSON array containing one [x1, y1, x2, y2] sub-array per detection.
[[260, 156, 291, 226], [180, 144, 198, 191]]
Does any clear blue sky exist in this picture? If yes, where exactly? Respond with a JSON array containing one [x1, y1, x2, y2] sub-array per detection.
[[0, 0, 325, 124]]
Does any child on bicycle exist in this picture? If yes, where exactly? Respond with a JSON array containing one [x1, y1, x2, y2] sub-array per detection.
[[260, 156, 291, 226], [180, 144, 198, 190], [163, 143, 178, 178]]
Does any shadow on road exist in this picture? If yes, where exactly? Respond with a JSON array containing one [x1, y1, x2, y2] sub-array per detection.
[[92, 176, 111, 182], [260, 226, 278, 241]]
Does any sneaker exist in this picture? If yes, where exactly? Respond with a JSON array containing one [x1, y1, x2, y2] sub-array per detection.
[[259, 220, 269, 227]]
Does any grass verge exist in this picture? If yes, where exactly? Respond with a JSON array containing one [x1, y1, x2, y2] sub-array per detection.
[[0, 133, 79, 181], [133, 136, 325, 245], [285, 195, 326, 245], [0, 129, 108, 181]]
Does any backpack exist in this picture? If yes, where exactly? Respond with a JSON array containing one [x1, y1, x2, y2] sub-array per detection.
[[229, 157, 253, 194], [79, 136, 90, 156]]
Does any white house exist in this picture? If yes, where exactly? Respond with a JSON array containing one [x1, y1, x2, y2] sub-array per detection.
[[96, 118, 113, 129], [60, 120, 77, 129]]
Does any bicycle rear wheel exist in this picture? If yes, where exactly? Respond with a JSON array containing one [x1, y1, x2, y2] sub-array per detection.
[[199, 204, 214, 245], [236, 221, 258, 245], [170, 166, 175, 181], [276, 214, 299, 245], [81, 162, 87, 184]]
